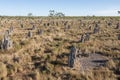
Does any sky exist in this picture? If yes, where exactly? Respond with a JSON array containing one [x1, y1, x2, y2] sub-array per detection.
[[0, 0, 120, 16]]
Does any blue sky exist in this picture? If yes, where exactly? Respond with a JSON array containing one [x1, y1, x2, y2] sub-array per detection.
[[0, 0, 120, 16]]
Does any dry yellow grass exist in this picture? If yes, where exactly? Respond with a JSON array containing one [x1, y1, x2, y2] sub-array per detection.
[[0, 16, 119, 80]]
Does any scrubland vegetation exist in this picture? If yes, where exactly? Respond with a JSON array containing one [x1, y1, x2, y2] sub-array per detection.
[[0, 16, 120, 80]]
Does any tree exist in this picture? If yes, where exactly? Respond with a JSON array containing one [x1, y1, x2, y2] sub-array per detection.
[[118, 11, 120, 14], [28, 13, 33, 16], [55, 12, 65, 17], [48, 10, 65, 17], [49, 10, 55, 17]]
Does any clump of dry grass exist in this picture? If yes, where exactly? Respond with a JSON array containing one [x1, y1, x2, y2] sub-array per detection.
[[0, 62, 7, 80]]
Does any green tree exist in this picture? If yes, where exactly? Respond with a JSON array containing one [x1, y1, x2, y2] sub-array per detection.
[[55, 12, 65, 17], [49, 10, 55, 17], [118, 11, 120, 14], [28, 13, 33, 16], [48, 10, 65, 17]]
